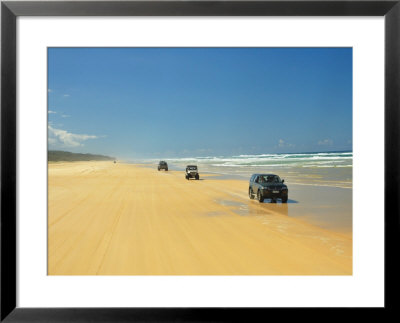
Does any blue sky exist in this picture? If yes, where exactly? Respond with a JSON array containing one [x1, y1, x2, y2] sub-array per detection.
[[48, 48, 352, 159]]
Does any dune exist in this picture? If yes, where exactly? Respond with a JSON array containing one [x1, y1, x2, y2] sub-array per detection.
[[48, 161, 352, 275]]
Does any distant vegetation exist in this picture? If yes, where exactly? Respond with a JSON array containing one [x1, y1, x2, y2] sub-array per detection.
[[48, 150, 115, 162]]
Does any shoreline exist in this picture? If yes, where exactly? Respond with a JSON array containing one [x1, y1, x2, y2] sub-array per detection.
[[48, 161, 352, 275], [130, 160, 352, 189]]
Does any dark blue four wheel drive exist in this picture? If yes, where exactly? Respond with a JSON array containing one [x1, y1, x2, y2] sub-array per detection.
[[249, 174, 288, 203]]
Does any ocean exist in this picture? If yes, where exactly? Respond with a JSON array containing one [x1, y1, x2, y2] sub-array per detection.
[[139, 151, 353, 189]]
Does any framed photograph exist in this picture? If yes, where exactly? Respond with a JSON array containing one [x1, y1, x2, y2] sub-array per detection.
[[1, 0, 399, 321]]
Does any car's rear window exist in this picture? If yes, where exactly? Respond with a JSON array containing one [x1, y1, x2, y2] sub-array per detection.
[[260, 175, 281, 183]]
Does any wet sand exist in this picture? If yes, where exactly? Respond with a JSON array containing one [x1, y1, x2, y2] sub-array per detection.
[[48, 161, 352, 275]]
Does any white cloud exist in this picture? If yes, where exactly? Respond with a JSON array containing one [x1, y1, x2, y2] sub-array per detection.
[[278, 139, 295, 148], [48, 110, 57, 114], [48, 137, 57, 145], [48, 89, 52, 93], [61, 114, 71, 118], [63, 94, 70, 97], [48, 125, 98, 147], [318, 139, 333, 146]]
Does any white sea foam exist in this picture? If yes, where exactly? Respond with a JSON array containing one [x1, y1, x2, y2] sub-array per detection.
[[164, 151, 352, 169], [139, 152, 352, 188]]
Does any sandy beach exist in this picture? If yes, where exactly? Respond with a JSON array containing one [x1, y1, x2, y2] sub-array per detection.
[[48, 161, 352, 275]]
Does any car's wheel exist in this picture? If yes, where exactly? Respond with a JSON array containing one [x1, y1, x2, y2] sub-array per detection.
[[158, 168, 160, 171], [249, 188, 254, 199], [257, 190, 264, 203], [282, 197, 288, 203], [186, 175, 189, 180], [165, 168, 168, 171], [195, 174, 199, 180], [271, 199, 277, 203]]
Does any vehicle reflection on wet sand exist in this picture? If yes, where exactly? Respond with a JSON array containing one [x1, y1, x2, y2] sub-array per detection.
[[213, 198, 289, 218], [247, 200, 289, 217]]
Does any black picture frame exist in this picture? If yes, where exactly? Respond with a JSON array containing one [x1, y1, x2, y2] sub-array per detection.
[[1, 0, 399, 321]]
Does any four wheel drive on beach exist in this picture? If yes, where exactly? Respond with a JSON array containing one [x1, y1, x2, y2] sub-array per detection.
[[158, 161, 168, 171], [185, 165, 200, 180], [157, 164, 288, 205], [249, 174, 288, 203]]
